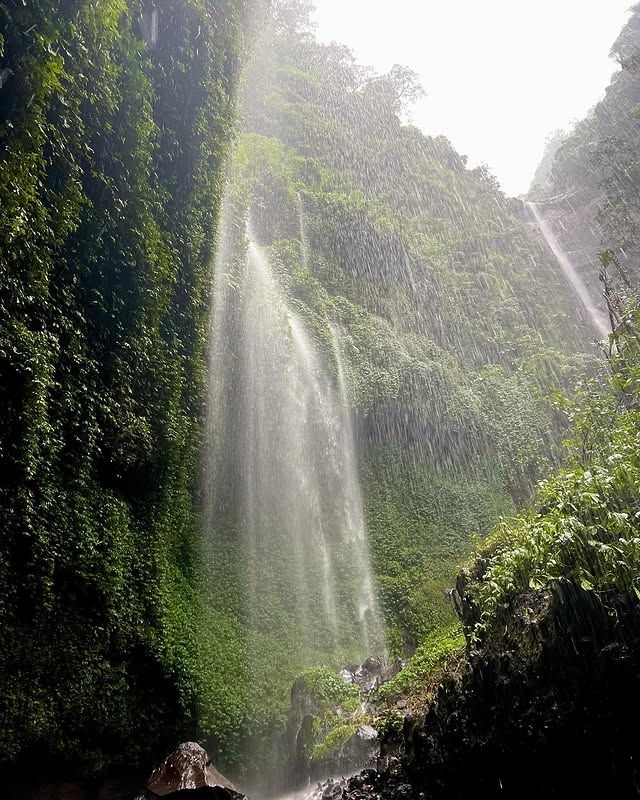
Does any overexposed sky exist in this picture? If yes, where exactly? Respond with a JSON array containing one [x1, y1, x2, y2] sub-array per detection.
[[313, 0, 633, 196]]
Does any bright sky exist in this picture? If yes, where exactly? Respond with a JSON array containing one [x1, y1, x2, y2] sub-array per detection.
[[313, 0, 634, 196]]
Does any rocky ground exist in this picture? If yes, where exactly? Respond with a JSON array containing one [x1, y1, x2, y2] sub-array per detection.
[[6, 567, 640, 800], [290, 565, 640, 800]]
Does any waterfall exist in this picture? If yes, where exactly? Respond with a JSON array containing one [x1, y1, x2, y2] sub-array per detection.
[[330, 324, 382, 655], [526, 201, 610, 338], [204, 206, 384, 690]]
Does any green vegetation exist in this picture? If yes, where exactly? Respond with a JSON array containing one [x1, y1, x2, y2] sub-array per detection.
[[295, 626, 466, 766], [468, 305, 640, 634], [363, 456, 511, 653], [301, 667, 364, 762], [0, 0, 245, 769], [230, 0, 596, 677], [3, 0, 640, 783], [530, 4, 640, 302], [375, 625, 465, 708], [479, 3, 640, 641], [393, 305, 640, 799], [382, 14, 640, 794], [177, 1, 607, 766]]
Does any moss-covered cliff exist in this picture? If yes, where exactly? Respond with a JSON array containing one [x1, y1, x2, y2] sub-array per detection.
[[228, 1, 598, 667], [0, 0, 246, 770], [529, 4, 640, 302], [367, 306, 640, 799]]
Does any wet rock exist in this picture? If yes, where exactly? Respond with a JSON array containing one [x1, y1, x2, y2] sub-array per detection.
[[356, 724, 377, 742], [341, 657, 402, 693], [339, 656, 404, 698], [284, 655, 402, 789], [339, 667, 357, 685], [341, 763, 416, 800], [145, 742, 241, 799], [322, 771, 414, 800], [2, 745, 238, 800], [403, 580, 640, 798], [321, 778, 344, 800], [301, 776, 349, 800]]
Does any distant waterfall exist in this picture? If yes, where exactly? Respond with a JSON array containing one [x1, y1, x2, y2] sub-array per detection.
[[204, 207, 384, 676], [526, 201, 610, 338]]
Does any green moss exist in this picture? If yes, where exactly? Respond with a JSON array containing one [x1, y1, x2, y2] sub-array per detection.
[[312, 722, 360, 760], [0, 0, 246, 768], [300, 667, 361, 711], [468, 311, 640, 633], [376, 625, 465, 707]]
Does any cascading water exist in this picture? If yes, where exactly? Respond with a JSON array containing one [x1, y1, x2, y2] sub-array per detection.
[[204, 199, 384, 714], [526, 201, 610, 338]]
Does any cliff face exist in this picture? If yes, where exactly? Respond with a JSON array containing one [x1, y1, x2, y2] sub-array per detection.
[[229, 1, 598, 672], [400, 580, 640, 799], [530, 4, 640, 297], [367, 302, 640, 799], [0, 0, 246, 770]]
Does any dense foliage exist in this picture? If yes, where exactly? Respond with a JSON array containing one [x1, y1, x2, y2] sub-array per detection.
[[0, 0, 245, 769], [489, 1, 640, 650], [385, 302, 640, 800], [4, 0, 638, 781], [229, 0, 596, 669], [182, 1, 609, 770], [467, 305, 640, 634], [382, 17, 640, 787]]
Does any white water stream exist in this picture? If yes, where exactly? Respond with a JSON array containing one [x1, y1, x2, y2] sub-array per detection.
[[205, 208, 384, 671], [527, 201, 610, 338]]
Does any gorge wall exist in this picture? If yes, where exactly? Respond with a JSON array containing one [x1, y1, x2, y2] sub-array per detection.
[[0, 0, 247, 772], [3, 0, 639, 785]]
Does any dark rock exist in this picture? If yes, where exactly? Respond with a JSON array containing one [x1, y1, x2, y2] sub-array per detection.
[[390, 784, 413, 800], [5, 782, 88, 800], [145, 742, 241, 799], [302, 776, 349, 800], [284, 673, 326, 787], [341, 657, 401, 693], [403, 580, 640, 799], [356, 724, 377, 742], [341, 764, 415, 800], [321, 779, 343, 800], [3, 776, 142, 800]]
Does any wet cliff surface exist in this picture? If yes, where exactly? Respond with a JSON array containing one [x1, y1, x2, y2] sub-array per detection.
[[408, 590, 638, 796], [5, 575, 640, 800], [352, 574, 640, 800], [280, 556, 640, 800]]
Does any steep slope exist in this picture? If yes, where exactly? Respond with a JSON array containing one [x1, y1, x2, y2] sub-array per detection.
[[377, 305, 640, 799], [232, 2, 598, 662], [0, 0, 246, 770], [529, 3, 640, 309], [192, 4, 607, 772]]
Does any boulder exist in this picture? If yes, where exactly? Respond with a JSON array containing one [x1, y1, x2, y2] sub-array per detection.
[[341, 657, 403, 693], [145, 742, 242, 799]]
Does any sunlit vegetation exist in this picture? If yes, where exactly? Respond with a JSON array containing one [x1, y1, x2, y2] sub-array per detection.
[[467, 304, 640, 634], [389, 303, 640, 798], [374, 624, 465, 709], [530, 4, 640, 304], [233, 0, 597, 670], [2, 0, 640, 788], [0, 0, 245, 768]]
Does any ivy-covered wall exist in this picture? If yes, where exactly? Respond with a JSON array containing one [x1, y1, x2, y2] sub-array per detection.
[[0, 0, 245, 769]]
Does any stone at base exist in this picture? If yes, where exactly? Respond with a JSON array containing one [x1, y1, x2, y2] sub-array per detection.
[[145, 742, 243, 799]]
